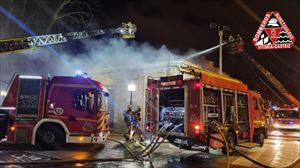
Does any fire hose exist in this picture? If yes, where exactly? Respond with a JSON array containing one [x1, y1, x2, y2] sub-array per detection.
[[111, 123, 183, 160], [209, 121, 300, 168], [0, 157, 136, 165], [141, 124, 183, 157], [109, 122, 174, 161], [136, 122, 173, 155], [0, 123, 181, 165], [1, 122, 300, 167]]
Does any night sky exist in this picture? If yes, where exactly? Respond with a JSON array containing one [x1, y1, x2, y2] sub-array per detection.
[[95, 0, 300, 101]]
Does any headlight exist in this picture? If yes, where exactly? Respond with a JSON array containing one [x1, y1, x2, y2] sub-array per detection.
[[271, 130, 282, 136], [273, 124, 279, 128]]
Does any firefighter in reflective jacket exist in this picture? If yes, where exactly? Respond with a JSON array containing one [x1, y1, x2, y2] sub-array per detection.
[[132, 106, 144, 142], [123, 105, 144, 142], [123, 105, 132, 140]]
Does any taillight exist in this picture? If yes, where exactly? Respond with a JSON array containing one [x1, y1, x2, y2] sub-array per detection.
[[146, 122, 153, 132], [193, 82, 201, 89], [194, 124, 200, 135], [10, 126, 16, 132]]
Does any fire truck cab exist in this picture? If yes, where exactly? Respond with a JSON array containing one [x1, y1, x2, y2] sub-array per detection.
[[0, 74, 109, 147], [146, 65, 267, 152], [268, 106, 300, 137]]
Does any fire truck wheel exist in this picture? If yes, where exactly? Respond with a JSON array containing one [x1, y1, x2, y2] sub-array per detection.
[[37, 125, 65, 148], [258, 132, 265, 147], [222, 133, 236, 156]]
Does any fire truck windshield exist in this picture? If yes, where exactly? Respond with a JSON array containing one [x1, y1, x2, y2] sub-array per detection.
[[274, 110, 299, 119]]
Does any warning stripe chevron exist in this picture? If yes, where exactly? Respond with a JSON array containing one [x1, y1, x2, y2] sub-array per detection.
[[97, 112, 109, 132]]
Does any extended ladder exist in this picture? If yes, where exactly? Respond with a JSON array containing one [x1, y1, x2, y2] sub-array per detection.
[[0, 22, 136, 54]]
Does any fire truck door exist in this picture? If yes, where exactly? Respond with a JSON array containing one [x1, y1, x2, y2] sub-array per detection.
[[251, 97, 260, 120], [16, 77, 42, 120], [74, 91, 98, 134], [237, 93, 250, 139], [13, 77, 44, 143], [54, 90, 98, 134], [223, 92, 236, 124]]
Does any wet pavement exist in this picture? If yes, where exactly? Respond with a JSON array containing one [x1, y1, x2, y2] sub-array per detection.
[[231, 137, 300, 168], [0, 134, 300, 168], [269, 129, 300, 139]]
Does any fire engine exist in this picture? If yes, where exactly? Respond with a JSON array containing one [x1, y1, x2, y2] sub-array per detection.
[[268, 106, 300, 137], [145, 64, 267, 153], [0, 22, 136, 146], [270, 107, 300, 130], [0, 74, 109, 147]]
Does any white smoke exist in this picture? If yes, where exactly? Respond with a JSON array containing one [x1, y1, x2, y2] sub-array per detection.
[[66, 39, 181, 77], [0, 38, 217, 129], [0, 38, 218, 84]]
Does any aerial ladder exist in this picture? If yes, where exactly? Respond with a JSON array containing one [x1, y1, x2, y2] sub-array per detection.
[[227, 35, 300, 107], [0, 22, 136, 54]]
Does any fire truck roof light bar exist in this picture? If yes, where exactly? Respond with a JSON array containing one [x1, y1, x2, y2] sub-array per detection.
[[0, 107, 16, 110], [19, 75, 43, 79]]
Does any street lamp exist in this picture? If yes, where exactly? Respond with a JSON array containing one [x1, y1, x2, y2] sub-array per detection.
[[128, 83, 136, 105], [210, 23, 230, 74], [0, 90, 7, 97]]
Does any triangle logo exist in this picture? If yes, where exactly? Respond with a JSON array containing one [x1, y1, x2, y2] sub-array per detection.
[[252, 11, 295, 50], [82, 122, 94, 132]]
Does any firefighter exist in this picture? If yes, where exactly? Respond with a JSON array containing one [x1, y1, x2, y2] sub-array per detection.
[[132, 106, 144, 142], [236, 34, 245, 53], [123, 105, 145, 142], [123, 105, 132, 140], [228, 35, 237, 54], [87, 91, 95, 112]]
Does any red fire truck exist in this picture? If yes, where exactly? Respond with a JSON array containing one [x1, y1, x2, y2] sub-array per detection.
[[0, 74, 109, 147], [145, 65, 267, 152], [268, 106, 300, 137]]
